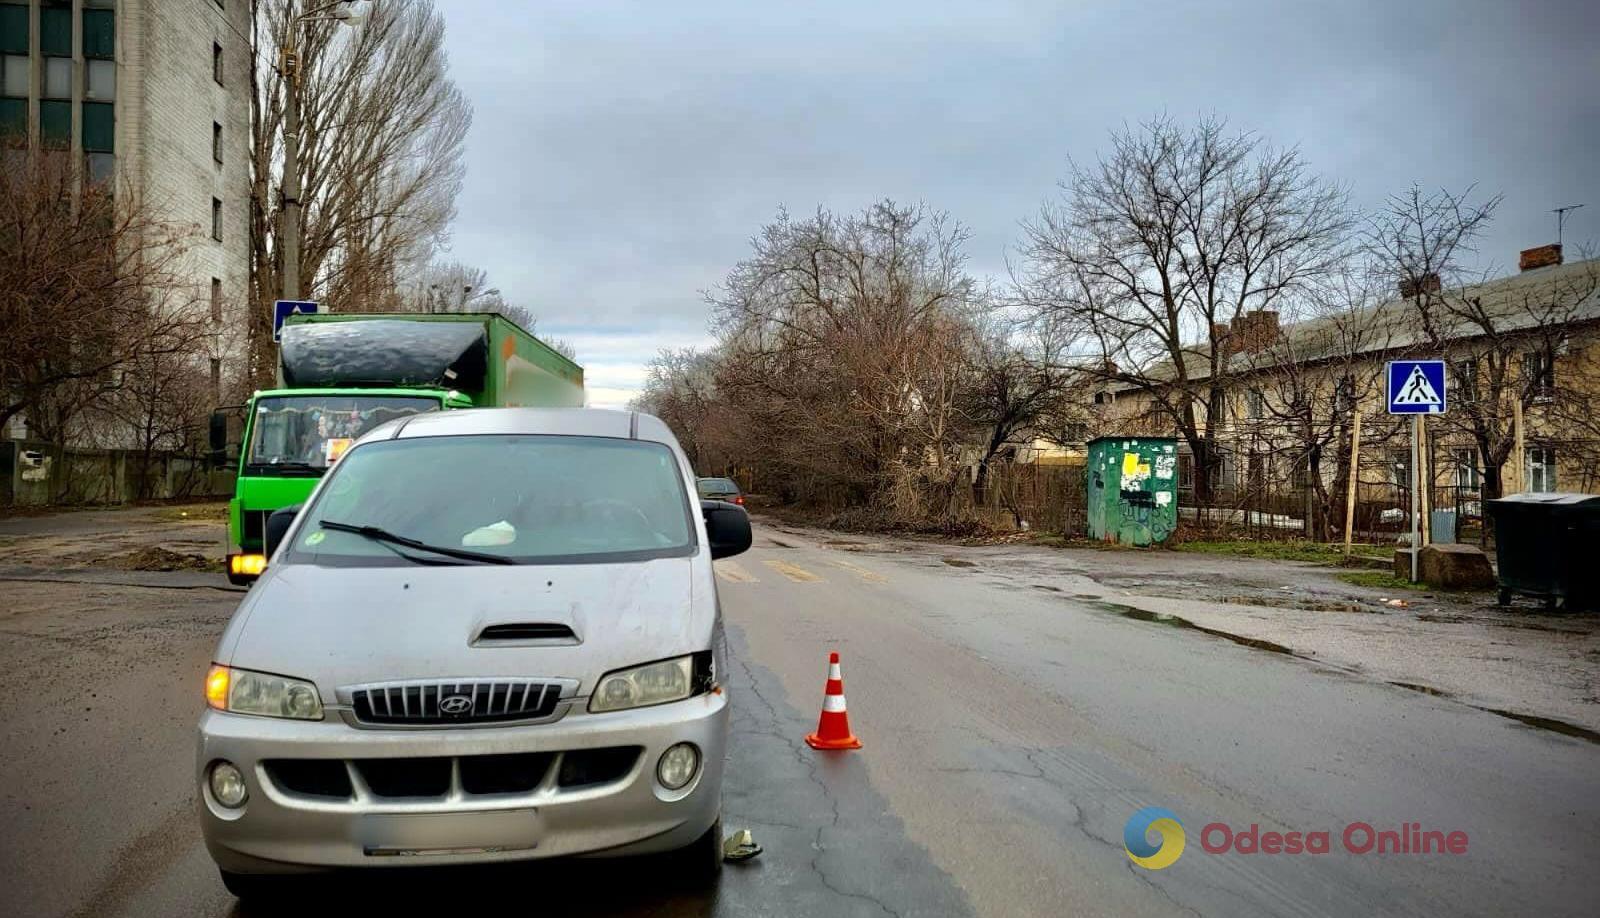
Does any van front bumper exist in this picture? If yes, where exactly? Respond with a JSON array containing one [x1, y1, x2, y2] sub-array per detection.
[[197, 691, 727, 874]]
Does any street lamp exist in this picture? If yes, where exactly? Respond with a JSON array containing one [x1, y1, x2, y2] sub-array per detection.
[[281, 1, 369, 302]]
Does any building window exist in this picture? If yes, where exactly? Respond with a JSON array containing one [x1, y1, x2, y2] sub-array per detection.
[[1451, 359, 1477, 404], [1390, 450, 1411, 488], [82, 8, 115, 59], [1177, 453, 1194, 490], [0, 98, 22, 139], [82, 102, 114, 152], [210, 358, 223, 398], [0, 5, 28, 55], [40, 6, 71, 56], [210, 278, 222, 322], [1, 54, 27, 98], [1452, 448, 1479, 491], [213, 42, 223, 85], [85, 151, 114, 185], [1093, 390, 1111, 406], [1524, 350, 1555, 402], [43, 57, 71, 99], [211, 197, 223, 241], [86, 59, 115, 100], [1527, 447, 1557, 493], [1247, 388, 1266, 419], [40, 100, 71, 148], [212, 121, 222, 163]]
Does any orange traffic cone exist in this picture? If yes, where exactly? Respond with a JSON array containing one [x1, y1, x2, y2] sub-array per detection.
[[805, 651, 862, 750]]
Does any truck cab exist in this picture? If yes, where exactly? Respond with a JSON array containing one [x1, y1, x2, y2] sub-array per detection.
[[218, 313, 583, 583]]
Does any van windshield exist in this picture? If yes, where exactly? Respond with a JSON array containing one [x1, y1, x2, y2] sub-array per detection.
[[290, 435, 696, 566]]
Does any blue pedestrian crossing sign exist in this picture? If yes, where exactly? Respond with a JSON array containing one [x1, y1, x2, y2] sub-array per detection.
[[1387, 360, 1447, 414], [273, 300, 318, 342]]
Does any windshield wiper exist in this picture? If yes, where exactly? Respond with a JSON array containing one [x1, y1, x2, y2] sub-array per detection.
[[317, 520, 516, 565], [252, 460, 324, 474]]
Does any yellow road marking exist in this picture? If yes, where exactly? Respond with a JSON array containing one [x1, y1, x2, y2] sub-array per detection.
[[762, 559, 823, 583], [827, 558, 887, 583], [714, 560, 759, 583]]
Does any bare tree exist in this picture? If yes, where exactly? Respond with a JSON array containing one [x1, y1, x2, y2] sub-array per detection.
[[0, 149, 208, 448], [1241, 277, 1398, 539], [248, 0, 472, 385], [1016, 116, 1352, 502], [1367, 186, 1600, 506], [709, 201, 979, 515], [961, 311, 1078, 505], [634, 349, 721, 471]]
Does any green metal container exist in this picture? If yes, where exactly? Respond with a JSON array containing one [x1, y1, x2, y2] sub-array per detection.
[[1085, 436, 1179, 546]]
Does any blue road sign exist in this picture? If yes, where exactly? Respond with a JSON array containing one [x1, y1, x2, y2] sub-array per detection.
[[273, 300, 318, 342], [1387, 360, 1447, 414]]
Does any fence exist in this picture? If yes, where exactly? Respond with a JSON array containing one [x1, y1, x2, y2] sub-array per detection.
[[974, 461, 1088, 536], [0, 440, 234, 508]]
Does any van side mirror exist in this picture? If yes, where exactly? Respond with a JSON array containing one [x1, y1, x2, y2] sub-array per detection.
[[702, 500, 752, 560], [208, 411, 229, 465], [264, 505, 303, 560]]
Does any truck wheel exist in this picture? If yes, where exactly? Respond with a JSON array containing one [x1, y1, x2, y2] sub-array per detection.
[[669, 817, 723, 889], [1497, 588, 1511, 607], [219, 869, 281, 901]]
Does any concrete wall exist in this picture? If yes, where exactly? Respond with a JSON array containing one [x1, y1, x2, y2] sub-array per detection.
[[1, 441, 234, 507]]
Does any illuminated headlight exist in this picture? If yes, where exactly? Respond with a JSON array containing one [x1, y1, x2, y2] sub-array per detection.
[[205, 664, 323, 720], [657, 743, 700, 790], [209, 760, 248, 808], [589, 656, 695, 713]]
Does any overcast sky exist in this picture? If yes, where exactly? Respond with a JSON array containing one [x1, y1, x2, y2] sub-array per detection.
[[440, 0, 1599, 407]]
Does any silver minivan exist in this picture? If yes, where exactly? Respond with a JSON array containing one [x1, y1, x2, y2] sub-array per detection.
[[196, 408, 751, 899]]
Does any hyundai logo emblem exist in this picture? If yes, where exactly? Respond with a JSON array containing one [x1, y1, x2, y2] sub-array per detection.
[[439, 694, 473, 715]]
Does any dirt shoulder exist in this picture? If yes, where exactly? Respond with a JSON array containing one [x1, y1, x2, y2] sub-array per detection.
[[0, 501, 228, 574]]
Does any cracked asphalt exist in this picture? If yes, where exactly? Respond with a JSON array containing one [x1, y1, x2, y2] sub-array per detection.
[[2, 508, 1598, 916]]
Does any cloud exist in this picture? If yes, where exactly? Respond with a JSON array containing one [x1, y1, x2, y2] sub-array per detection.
[[441, 0, 1600, 395]]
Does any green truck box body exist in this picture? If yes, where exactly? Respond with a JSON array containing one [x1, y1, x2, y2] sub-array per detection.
[[227, 313, 582, 577], [1085, 436, 1179, 547]]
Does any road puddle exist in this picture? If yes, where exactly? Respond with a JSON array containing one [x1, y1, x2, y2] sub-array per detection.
[[1388, 681, 1452, 697], [1386, 683, 1600, 746], [1094, 601, 1295, 655]]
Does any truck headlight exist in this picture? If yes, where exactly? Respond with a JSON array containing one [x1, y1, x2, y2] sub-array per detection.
[[205, 664, 324, 720], [589, 656, 697, 713]]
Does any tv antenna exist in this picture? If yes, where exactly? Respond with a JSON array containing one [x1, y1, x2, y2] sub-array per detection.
[[1553, 204, 1585, 247]]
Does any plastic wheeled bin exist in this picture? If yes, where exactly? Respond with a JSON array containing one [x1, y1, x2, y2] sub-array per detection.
[[1485, 492, 1600, 610]]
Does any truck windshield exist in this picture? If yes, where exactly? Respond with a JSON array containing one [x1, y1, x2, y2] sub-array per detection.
[[290, 435, 696, 566], [246, 395, 440, 472]]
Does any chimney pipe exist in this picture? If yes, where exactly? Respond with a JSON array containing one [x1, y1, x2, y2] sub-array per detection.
[[1399, 273, 1441, 299]]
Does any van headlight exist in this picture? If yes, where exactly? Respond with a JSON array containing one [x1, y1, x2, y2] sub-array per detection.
[[205, 664, 324, 720], [589, 655, 709, 713]]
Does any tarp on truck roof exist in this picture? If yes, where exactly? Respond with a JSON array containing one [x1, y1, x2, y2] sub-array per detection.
[[280, 319, 488, 392]]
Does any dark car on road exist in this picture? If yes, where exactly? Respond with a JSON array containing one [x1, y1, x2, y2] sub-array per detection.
[[696, 477, 744, 507]]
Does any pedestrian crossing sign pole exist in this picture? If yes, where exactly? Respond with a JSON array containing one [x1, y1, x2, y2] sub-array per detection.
[[1387, 360, 1448, 582]]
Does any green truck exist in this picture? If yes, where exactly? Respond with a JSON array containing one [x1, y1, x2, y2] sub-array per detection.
[[214, 312, 584, 583]]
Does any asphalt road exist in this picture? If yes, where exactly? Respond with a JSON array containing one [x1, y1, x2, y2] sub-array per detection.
[[2, 517, 1597, 916]]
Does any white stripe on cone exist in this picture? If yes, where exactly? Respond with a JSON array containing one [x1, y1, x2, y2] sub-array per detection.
[[829, 662, 842, 680], [823, 694, 848, 713]]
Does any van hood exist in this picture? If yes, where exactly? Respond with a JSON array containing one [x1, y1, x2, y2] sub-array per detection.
[[221, 558, 705, 697]]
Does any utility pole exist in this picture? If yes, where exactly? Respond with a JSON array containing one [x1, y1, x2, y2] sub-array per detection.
[[281, 36, 302, 301], [278, 2, 366, 303]]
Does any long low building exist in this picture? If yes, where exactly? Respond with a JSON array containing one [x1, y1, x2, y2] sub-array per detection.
[[1083, 246, 1600, 530]]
